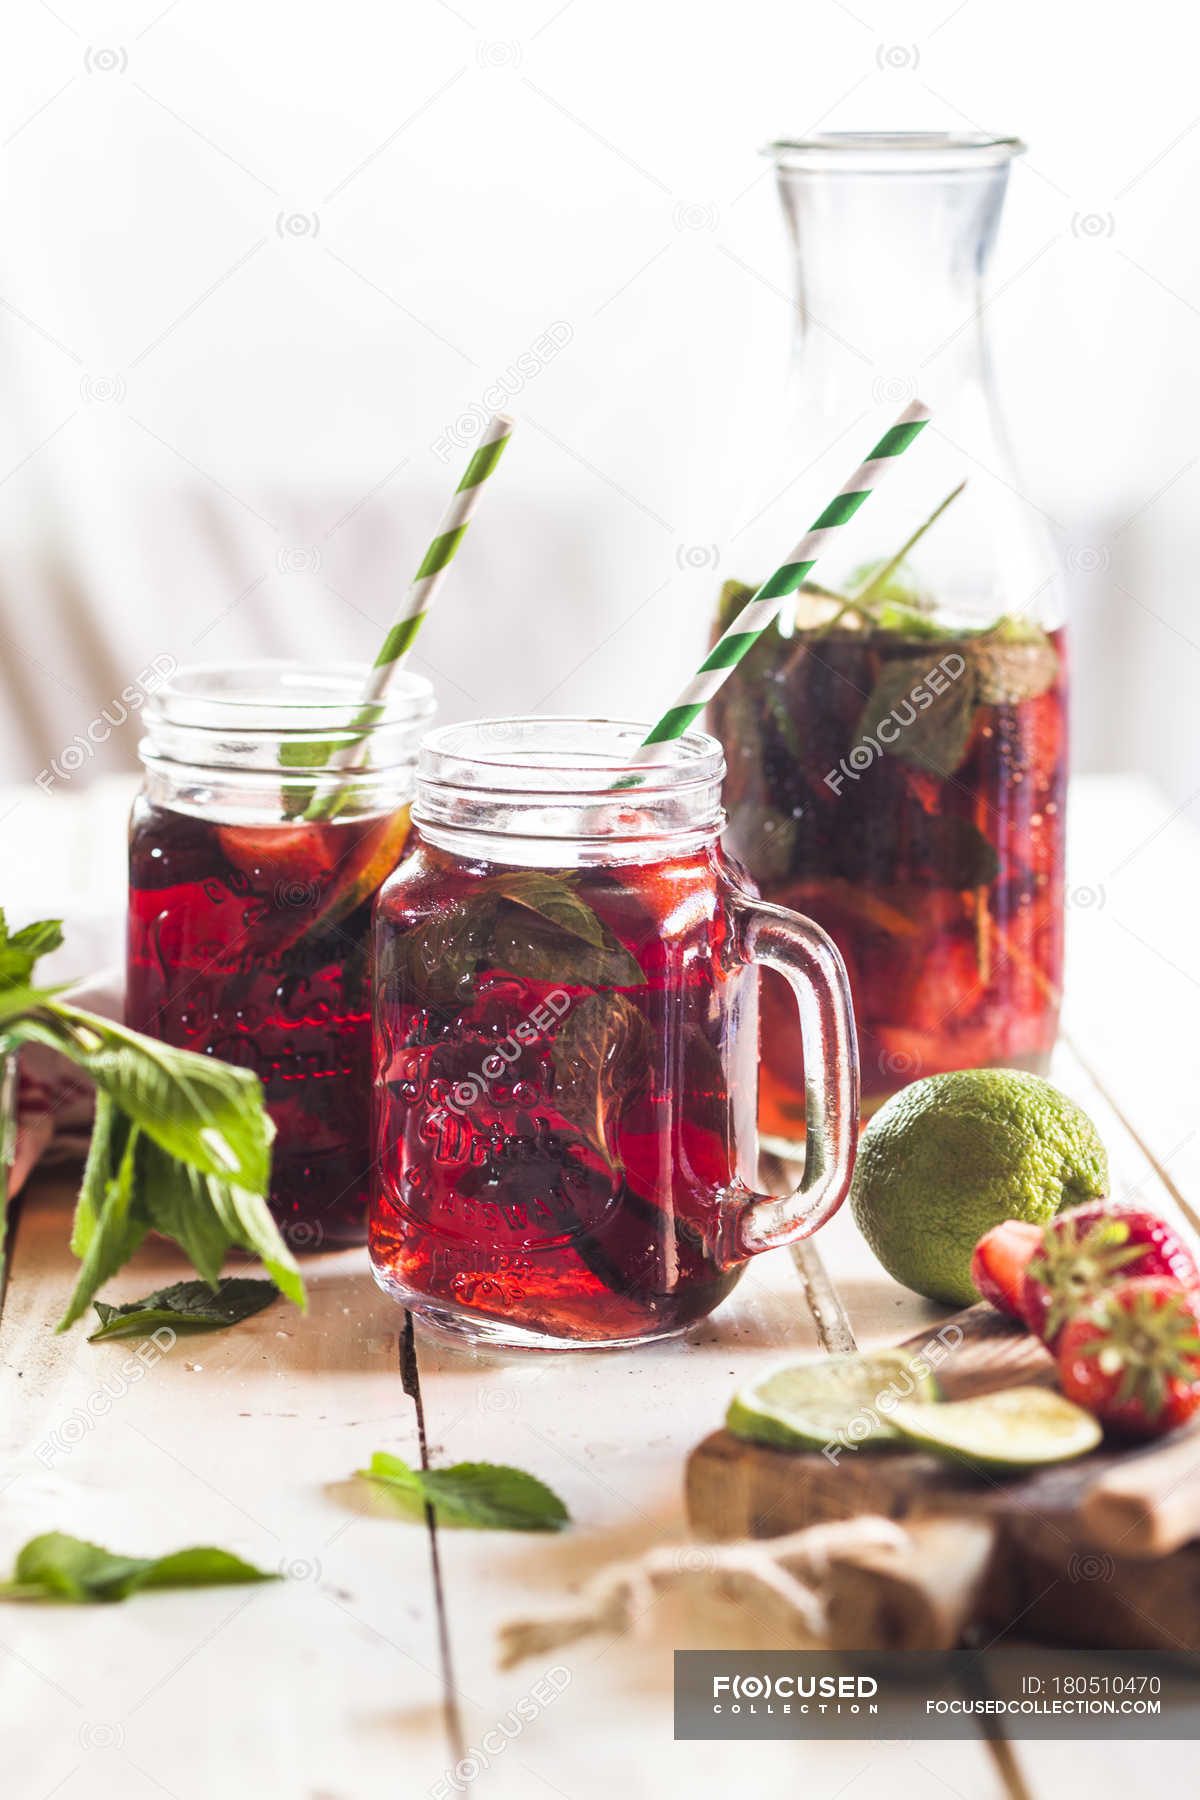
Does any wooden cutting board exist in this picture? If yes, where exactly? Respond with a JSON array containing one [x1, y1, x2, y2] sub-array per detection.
[[686, 1303, 1200, 1653]]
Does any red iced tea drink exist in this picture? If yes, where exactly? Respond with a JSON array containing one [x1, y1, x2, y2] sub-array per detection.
[[369, 718, 858, 1349], [372, 840, 754, 1343], [127, 661, 434, 1248], [128, 802, 411, 1247], [709, 595, 1066, 1145]]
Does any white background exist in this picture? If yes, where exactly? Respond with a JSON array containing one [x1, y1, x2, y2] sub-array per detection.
[[0, 0, 1197, 804]]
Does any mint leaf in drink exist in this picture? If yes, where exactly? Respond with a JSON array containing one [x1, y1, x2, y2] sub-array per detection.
[[971, 628, 1060, 706], [856, 652, 978, 778], [0, 913, 63, 992], [872, 601, 960, 639], [489, 894, 643, 990], [377, 894, 499, 1014], [847, 557, 936, 617], [88, 1277, 279, 1342], [0, 1532, 277, 1603], [919, 814, 1001, 890], [357, 1453, 570, 1532], [491, 871, 609, 950], [380, 872, 643, 1017], [550, 992, 653, 1170]]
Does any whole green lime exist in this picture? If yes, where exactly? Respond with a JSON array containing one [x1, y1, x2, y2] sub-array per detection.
[[849, 1069, 1109, 1306]]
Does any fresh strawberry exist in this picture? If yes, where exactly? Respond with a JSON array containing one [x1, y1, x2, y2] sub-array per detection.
[[1021, 1202, 1200, 1350], [971, 1220, 1046, 1318], [1057, 1276, 1200, 1438]]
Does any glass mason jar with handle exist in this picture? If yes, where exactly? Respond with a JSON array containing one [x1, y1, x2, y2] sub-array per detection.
[[708, 133, 1067, 1154], [370, 717, 858, 1350], [127, 661, 435, 1251]]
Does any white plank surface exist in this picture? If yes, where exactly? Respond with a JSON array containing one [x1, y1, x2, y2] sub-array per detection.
[[1, 773, 1198, 1800]]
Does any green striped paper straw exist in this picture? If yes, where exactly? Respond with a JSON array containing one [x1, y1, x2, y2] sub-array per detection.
[[638, 399, 931, 754], [301, 412, 514, 815], [361, 411, 514, 698]]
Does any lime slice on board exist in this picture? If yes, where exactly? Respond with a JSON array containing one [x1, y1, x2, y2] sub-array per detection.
[[888, 1386, 1102, 1472], [726, 1350, 941, 1453]]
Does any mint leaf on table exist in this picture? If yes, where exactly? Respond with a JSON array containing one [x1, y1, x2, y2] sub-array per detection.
[[0, 1532, 278, 1603], [357, 1452, 570, 1532], [55, 1142, 303, 1332], [89, 1277, 279, 1342]]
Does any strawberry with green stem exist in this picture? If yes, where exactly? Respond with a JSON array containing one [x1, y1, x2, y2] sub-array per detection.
[[1021, 1202, 1200, 1349], [1057, 1276, 1200, 1438]]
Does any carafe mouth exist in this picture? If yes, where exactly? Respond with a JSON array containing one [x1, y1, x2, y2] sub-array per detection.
[[767, 131, 1025, 172], [412, 716, 725, 858]]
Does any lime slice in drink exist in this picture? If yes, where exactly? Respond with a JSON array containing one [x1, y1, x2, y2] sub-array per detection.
[[726, 1350, 941, 1453], [888, 1386, 1101, 1472]]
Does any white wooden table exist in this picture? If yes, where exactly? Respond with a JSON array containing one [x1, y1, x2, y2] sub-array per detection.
[[1, 774, 1197, 1800]]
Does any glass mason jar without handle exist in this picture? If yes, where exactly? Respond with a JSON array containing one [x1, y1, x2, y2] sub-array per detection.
[[127, 661, 435, 1250], [708, 133, 1067, 1153], [369, 718, 858, 1349]]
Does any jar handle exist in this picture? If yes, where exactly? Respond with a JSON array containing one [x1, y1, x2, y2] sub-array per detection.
[[731, 891, 860, 1258]]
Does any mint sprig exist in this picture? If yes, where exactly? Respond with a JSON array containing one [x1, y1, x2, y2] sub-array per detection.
[[89, 1276, 280, 1342], [0, 913, 304, 1326], [357, 1452, 570, 1532], [0, 1531, 277, 1603]]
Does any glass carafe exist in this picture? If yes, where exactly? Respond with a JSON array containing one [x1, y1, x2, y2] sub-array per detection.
[[708, 132, 1067, 1153]]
